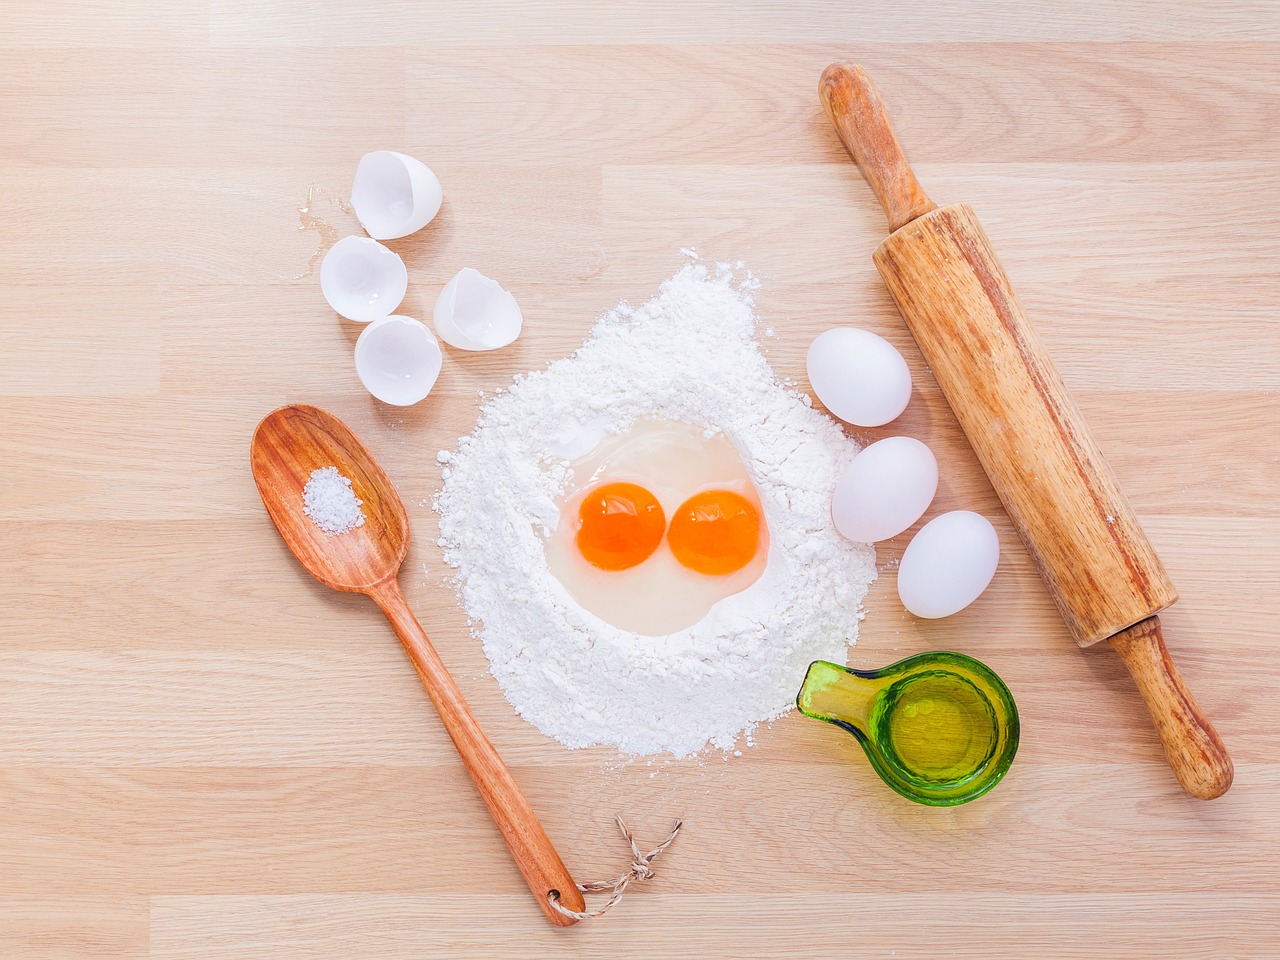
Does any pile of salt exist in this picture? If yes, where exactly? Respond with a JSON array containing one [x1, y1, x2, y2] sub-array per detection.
[[302, 466, 365, 535]]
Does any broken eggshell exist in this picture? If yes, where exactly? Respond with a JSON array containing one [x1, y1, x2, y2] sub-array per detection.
[[432, 267, 524, 351], [320, 236, 407, 322], [350, 151, 442, 241], [354, 315, 442, 406]]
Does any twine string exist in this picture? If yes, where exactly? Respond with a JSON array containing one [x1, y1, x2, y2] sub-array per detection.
[[547, 816, 683, 921]]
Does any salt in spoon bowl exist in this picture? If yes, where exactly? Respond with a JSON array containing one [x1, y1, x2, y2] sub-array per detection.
[[249, 403, 584, 925]]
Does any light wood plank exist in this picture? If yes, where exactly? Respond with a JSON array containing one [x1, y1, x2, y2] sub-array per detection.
[[2, 765, 1276, 898], [0, 50, 406, 167], [150, 891, 1280, 959], [601, 162, 1280, 292], [0, 2, 207, 48], [1, 389, 1276, 519], [405, 43, 1280, 164], [1, 3, 1277, 955], [0, 897, 147, 960], [0, 550, 1271, 764], [209, 1, 1280, 44], [0, 288, 162, 397], [0, 165, 602, 286]]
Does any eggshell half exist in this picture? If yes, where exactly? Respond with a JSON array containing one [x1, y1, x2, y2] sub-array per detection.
[[433, 267, 523, 351], [320, 236, 407, 322], [350, 151, 442, 241], [354, 315, 442, 406]]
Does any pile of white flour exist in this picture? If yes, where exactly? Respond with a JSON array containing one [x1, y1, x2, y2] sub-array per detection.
[[434, 262, 875, 757]]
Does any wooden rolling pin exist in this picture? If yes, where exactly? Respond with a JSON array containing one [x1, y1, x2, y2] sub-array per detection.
[[819, 63, 1232, 800]]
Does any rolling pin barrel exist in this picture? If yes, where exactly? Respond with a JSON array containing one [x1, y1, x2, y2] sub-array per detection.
[[874, 202, 1177, 646], [819, 63, 1232, 799]]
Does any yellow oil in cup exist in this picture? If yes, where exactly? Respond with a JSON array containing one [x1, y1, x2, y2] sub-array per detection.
[[797, 652, 1019, 806]]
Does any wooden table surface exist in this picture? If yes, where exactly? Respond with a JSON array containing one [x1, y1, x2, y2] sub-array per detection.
[[3, 3, 1278, 957]]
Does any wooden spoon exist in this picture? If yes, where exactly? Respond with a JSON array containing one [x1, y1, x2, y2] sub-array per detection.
[[250, 403, 585, 925]]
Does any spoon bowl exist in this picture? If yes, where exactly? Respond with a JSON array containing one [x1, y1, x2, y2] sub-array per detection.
[[249, 404, 584, 924], [251, 404, 407, 592]]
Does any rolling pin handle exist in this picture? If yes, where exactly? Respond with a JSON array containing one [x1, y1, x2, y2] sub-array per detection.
[[1109, 617, 1233, 800], [819, 63, 937, 232]]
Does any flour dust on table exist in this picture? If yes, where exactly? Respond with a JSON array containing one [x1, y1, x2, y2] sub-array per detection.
[[435, 261, 876, 757]]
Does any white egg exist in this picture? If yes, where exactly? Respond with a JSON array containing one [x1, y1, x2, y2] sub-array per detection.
[[354, 315, 442, 406], [319, 236, 407, 322], [898, 511, 1000, 618], [806, 327, 912, 427], [350, 150, 442, 241], [433, 267, 523, 351], [831, 436, 938, 542]]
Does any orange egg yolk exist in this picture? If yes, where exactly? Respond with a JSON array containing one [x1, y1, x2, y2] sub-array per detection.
[[667, 489, 761, 576], [576, 482, 667, 571]]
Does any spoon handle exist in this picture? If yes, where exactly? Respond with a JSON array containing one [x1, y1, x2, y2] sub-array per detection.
[[367, 578, 586, 925]]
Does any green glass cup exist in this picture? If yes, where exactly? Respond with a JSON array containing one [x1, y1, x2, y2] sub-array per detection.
[[797, 652, 1019, 806]]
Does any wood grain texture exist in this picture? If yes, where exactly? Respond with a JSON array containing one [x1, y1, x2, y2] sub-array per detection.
[[875, 203, 1179, 647], [1111, 617, 1233, 800], [1, 1, 1278, 956], [820, 63, 937, 231]]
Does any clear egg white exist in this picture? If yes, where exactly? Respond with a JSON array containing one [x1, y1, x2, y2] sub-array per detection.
[[543, 417, 770, 637]]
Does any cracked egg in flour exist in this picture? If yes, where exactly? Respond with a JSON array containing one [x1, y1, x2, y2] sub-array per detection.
[[544, 416, 769, 636]]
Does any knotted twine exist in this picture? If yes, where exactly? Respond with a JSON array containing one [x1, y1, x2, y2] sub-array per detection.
[[547, 817, 683, 920]]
